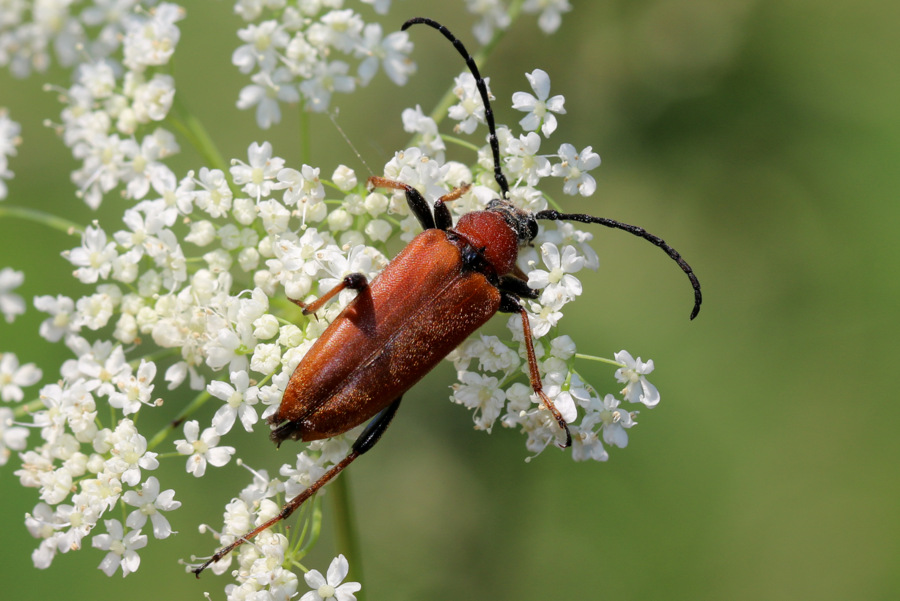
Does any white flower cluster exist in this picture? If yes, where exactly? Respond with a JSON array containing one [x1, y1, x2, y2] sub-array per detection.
[[233, 3, 417, 127], [467, 0, 573, 43], [450, 336, 658, 461], [24, 3, 185, 209], [0, 0, 143, 78], [10, 128, 646, 583], [18, 412, 171, 574], [197, 439, 361, 601], [0, 1, 664, 596], [0, 109, 21, 200], [231, 0, 574, 127]]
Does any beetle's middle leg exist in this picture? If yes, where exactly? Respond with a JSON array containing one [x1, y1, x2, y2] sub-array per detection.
[[193, 397, 403, 577], [431, 183, 470, 230], [498, 275, 538, 301], [290, 273, 369, 316]]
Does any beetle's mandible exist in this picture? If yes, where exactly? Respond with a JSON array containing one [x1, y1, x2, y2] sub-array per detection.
[[192, 16, 702, 577]]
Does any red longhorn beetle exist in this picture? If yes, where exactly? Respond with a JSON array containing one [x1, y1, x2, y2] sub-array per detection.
[[192, 16, 701, 576]]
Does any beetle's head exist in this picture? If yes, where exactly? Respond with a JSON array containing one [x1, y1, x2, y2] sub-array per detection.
[[486, 198, 539, 245]]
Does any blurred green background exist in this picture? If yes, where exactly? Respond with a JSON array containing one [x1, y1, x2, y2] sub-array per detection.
[[1, 0, 898, 599]]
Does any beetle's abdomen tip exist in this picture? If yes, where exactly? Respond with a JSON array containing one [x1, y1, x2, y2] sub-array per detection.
[[268, 414, 305, 446]]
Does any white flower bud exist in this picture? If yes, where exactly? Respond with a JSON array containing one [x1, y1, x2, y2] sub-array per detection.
[[137, 269, 161, 297], [238, 247, 260, 271], [283, 274, 312, 300], [327, 208, 353, 232], [232, 196, 256, 224], [253, 314, 279, 340], [305, 199, 328, 223], [257, 235, 274, 257], [203, 248, 232, 273], [218, 224, 241, 250], [278, 324, 303, 348], [332, 165, 357, 191], [250, 343, 282, 374], [253, 269, 276, 296], [120, 294, 144, 315], [444, 161, 472, 187], [114, 313, 138, 343], [343, 193, 366, 215], [550, 335, 577, 359], [365, 219, 392, 242], [339, 230, 365, 248], [363, 191, 389, 216]]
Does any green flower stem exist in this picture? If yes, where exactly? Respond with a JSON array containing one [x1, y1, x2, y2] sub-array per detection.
[[330, 471, 365, 599], [0, 205, 83, 236], [299, 108, 312, 167], [13, 398, 46, 419], [168, 95, 229, 174], [147, 390, 211, 451], [539, 190, 566, 212], [441, 134, 481, 153], [575, 353, 623, 368], [292, 496, 323, 558]]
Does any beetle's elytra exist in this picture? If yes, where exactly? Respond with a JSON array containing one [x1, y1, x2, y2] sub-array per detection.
[[192, 16, 701, 577]]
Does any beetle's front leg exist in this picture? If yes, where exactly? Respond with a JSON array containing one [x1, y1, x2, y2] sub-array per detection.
[[291, 273, 369, 316], [367, 176, 471, 232], [367, 176, 435, 230]]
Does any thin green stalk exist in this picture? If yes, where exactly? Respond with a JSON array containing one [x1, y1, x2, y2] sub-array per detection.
[[330, 472, 365, 599], [13, 398, 47, 419], [442, 134, 482, 153], [0, 205, 83, 235], [292, 495, 324, 558], [299, 108, 312, 166], [574, 353, 623, 368], [147, 390, 211, 451], [540, 190, 568, 212], [168, 95, 229, 173]]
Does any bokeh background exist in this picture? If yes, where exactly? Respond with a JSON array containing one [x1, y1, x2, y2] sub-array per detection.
[[1, 1, 898, 600]]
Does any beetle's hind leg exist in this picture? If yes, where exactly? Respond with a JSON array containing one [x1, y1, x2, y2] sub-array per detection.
[[193, 397, 403, 578], [498, 291, 572, 448]]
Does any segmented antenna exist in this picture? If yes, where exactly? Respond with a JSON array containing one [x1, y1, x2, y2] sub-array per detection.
[[402, 17, 509, 198], [535, 210, 703, 319], [402, 18, 702, 320]]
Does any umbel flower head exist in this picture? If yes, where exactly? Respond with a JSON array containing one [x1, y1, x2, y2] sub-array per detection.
[[0, 2, 686, 599]]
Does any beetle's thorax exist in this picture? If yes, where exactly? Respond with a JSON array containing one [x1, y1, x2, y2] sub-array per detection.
[[452, 208, 520, 278]]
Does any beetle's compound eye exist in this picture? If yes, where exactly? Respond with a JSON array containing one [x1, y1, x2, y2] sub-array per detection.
[[526, 216, 539, 241]]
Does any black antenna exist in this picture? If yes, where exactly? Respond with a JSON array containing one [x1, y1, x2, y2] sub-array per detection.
[[402, 18, 702, 320], [402, 17, 509, 198], [535, 210, 703, 319]]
